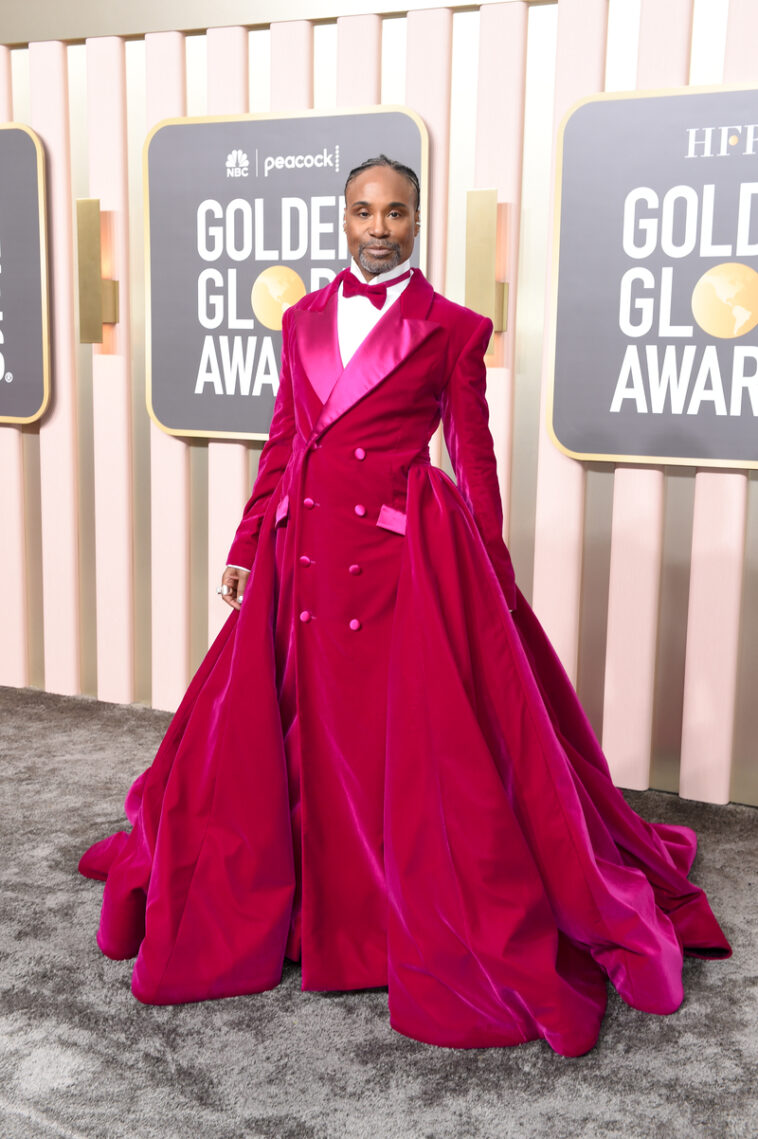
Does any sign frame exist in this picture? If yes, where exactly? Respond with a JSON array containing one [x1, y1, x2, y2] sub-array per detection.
[[547, 82, 758, 472], [0, 122, 50, 426], [144, 105, 429, 441]]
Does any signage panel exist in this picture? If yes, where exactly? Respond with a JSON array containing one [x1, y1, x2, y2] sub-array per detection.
[[0, 124, 49, 425], [145, 108, 427, 439], [550, 87, 758, 468]]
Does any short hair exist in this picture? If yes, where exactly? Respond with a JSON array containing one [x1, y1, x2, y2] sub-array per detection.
[[344, 154, 420, 211]]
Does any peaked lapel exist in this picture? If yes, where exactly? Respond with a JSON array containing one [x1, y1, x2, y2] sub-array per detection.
[[309, 269, 439, 438], [293, 290, 342, 406]]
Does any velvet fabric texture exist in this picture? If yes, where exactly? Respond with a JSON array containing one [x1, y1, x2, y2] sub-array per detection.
[[79, 271, 730, 1057]]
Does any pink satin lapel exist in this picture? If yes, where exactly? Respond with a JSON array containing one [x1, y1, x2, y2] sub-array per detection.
[[313, 305, 437, 437], [292, 292, 343, 406]]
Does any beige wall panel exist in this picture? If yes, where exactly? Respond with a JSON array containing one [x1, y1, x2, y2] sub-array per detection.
[[0, 47, 29, 687], [475, 3, 528, 539], [532, 0, 607, 683], [270, 21, 313, 110], [29, 40, 82, 695], [146, 31, 191, 712], [87, 35, 136, 703], [508, 3, 557, 599], [730, 0, 758, 805], [336, 15, 381, 105], [206, 26, 252, 649], [601, 0, 694, 791], [405, 9, 452, 295]]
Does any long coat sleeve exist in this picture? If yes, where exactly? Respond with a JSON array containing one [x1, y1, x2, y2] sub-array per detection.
[[226, 308, 296, 569], [440, 313, 517, 610]]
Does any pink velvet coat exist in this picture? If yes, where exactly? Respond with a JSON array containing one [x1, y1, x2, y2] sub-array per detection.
[[80, 269, 730, 1057]]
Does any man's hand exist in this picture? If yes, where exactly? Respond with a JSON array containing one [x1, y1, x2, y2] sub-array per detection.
[[219, 565, 250, 611]]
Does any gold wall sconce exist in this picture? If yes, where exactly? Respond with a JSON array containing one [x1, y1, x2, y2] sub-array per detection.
[[465, 188, 509, 350], [76, 198, 119, 344]]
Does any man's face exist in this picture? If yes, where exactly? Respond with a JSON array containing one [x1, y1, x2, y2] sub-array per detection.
[[343, 166, 420, 280]]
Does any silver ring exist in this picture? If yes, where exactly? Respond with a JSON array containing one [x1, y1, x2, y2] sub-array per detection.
[[237, 594, 244, 604], [216, 586, 222, 595], [220, 584, 232, 596]]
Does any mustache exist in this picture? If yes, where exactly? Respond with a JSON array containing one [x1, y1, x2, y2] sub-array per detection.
[[359, 240, 401, 253]]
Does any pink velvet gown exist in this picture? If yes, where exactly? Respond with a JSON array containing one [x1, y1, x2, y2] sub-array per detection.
[[80, 269, 730, 1057]]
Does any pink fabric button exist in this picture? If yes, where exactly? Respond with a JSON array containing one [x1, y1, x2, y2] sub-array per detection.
[[299, 610, 312, 623], [299, 555, 312, 567], [348, 564, 361, 575], [303, 497, 315, 509], [354, 447, 366, 460], [349, 618, 362, 631], [354, 504, 367, 517]]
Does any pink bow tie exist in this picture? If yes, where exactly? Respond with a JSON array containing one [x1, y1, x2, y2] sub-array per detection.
[[340, 268, 412, 309]]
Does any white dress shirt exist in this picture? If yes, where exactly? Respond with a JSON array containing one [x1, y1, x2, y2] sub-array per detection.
[[337, 258, 414, 366]]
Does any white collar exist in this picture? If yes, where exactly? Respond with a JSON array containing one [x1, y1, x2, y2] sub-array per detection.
[[348, 257, 413, 287]]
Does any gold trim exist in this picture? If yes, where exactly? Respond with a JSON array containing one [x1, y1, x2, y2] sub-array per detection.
[[546, 81, 758, 472], [465, 188, 508, 347], [144, 104, 430, 441], [0, 122, 50, 426], [76, 198, 121, 344]]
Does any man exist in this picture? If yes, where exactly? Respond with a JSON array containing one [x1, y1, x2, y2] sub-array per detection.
[[81, 156, 728, 1058], [213, 151, 518, 992]]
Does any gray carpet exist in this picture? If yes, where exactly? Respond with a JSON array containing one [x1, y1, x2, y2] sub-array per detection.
[[0, 685, 756, 1139]]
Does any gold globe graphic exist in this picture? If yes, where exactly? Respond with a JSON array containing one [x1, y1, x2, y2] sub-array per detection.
[[250, 266, 306, 331], [691, 262, 758, 339]]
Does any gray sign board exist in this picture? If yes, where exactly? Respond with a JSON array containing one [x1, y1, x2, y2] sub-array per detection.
[[550, 87, 758, 468], [146, 108, 427, 439], [0, 124, 49, 424]]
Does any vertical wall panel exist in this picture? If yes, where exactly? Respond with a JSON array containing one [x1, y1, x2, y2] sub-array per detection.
[[270, 21, 313, 110], [124, 38, 151, 704], [0, 47, 30, 687], [723, 0, 756, 81], [0, 46, 10, 112], [649, 470, 694, 791], [86, 36, 135, 703], [406, 8, 452, 467], [531, 0, 607, 681], [732, 471, 758, 805], [602, 472, 664, 788], [443, 11, 478, 312], [29, 41, 81, 695], [146, 32, 190, 712], [336, 15, 381, 105], [475, 2, 527, 538], [206, 26, 250, 646], [679, 0, 753, 803], [637, 0, 693, 85], [405, 9, 452, 295], [727, 0, 758, 808], [508, 3, 557, 598], [680, 474, 745, 802], [601, 0, 694, 789], [380, 17, 406, 105]]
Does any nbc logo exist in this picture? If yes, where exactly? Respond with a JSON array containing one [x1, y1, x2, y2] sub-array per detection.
[[226, 149, 249, 178]]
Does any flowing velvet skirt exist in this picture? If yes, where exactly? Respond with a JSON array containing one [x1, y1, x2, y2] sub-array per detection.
[[80, 464, 730, 1057]]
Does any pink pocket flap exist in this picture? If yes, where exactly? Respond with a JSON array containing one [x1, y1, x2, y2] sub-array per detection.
[[376, 504, 407, 536], [275, 494, 289, 525]]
